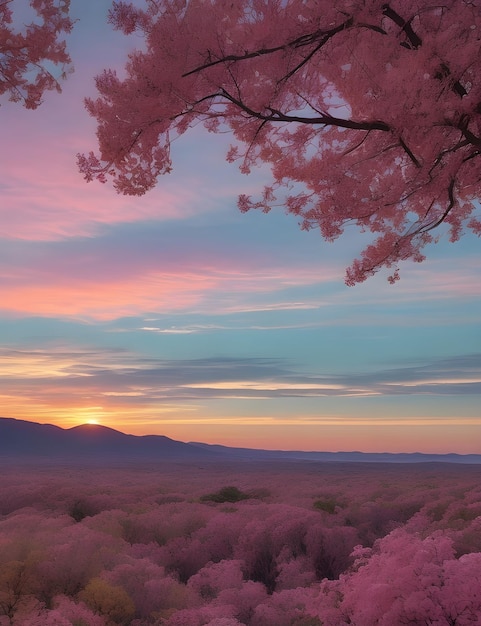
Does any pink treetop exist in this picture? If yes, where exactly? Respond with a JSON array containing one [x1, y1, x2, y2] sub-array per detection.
[[78, 0, 481, 283], [309, 529, 481, 626], [17, 596, 106, 626], [0, 0, 73, 109]]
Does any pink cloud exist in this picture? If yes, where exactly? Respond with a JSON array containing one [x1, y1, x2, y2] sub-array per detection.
[[1, 84, 252, 242], [1, 254, 328, 319], [2, 230, 478, 320], [2, 139, 224, 242]]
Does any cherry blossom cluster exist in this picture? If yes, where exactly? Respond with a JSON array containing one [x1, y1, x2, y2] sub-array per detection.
[[78, 0, 481, 283]]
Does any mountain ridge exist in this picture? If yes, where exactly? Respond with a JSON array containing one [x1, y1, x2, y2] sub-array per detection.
[[187, 440, 481, 464], [0, 417, 214, 461], [1, 417, 480, 464]]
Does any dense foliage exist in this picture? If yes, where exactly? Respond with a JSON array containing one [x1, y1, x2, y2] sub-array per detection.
[[0, 0, 73, 109], [1, 461, 480, 624], [78, 0, 481, 283]]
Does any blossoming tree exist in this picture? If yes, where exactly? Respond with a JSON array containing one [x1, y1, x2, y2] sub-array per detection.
[[0, 0, 73, 109], [78, 0, 481, 283]]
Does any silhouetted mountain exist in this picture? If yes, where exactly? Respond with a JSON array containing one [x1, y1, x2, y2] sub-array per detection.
[[188, 441, 481, 464], [0, 417, 217, 461], [1, 417, 480, 464]]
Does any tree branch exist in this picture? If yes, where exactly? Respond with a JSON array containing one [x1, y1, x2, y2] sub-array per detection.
[[399, 136, 421, 168], [418, 178, 456, 234], [219, 90, 391, 131], [455, 124, 481, 150], [182, 19, 354, 78], [381, 4, 422, 49], [382, 4, 467, 97]]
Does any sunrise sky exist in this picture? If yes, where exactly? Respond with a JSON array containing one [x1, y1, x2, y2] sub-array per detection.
[[1, 0, 480, 454]]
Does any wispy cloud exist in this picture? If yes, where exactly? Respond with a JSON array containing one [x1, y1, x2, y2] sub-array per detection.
[[2, 347, 480, 406], [0, 225, 335, 319], [338, 256, 481, 304], [1, 35, 253, 243], [3, 223, 479, 323]]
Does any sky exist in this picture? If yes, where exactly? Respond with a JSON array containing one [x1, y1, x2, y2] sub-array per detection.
[[1, 0, 480, 454]]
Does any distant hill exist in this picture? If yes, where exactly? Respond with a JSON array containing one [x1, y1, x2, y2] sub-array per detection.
[[1, 417, 480, 464], [0, 417, 216, 462], [188, 441, 481, 464]]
